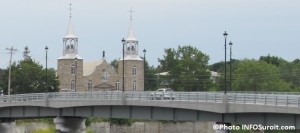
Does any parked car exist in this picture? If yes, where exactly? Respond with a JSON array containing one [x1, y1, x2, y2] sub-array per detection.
[[150, 88, 175, 100]]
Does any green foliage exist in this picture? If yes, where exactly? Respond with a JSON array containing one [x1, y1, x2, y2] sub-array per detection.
[[110, 59, 118, 70], [232, 59, 291, 91], [212, 59, 240, 91], [279, 59, 300, 91], [259, 55, 288, 67], [1, 58, 59, 94], [158, 45, 212, 91], [144, 60, 160, 91]]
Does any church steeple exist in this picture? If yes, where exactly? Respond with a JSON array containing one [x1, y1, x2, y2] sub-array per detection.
[[65, 4, 76, 38], [62, 4, 80, 58], [124, 7, 141, 60], [126, 8, 136, 41]]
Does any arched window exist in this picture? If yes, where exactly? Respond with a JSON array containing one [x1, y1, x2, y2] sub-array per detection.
[[102, 69, 108, 80], [88, 80, 93, 91], [133, 81, 137, 91], [132, 66, 137, 76], [71, 65, 75, 74]]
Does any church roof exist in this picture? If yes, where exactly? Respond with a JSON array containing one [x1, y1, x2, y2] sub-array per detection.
[[83, 60, 104, 76]]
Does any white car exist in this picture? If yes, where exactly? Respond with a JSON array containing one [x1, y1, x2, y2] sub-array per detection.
[[150, 88, 175, 100]]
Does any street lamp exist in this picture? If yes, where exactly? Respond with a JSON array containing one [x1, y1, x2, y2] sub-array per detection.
[[229, 41, 233, 92], [75, 57, 78, 92], [121, 38, 126, 92], [143, 49, 147, 90], [45, 46, 48, 92], [223, 31, 228, 94]]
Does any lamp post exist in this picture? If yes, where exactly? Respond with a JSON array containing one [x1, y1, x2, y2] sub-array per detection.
[[45, 46, 48, 92], [223, 31, 228, 94], [75, 57, 78, 92], [143, 49, 147, 90], [229, 41, 233, 92], [121, 38, 126, 92]]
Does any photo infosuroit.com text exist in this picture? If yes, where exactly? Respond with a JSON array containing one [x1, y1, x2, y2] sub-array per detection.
[[213, 124, 296, 131]]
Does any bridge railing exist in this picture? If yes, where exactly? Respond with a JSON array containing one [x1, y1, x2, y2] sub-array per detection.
[[48, 91, 122, 101], [227, 93, 300, 107], [0, 91, 300, 107], [125, 91, 224, 103], [0, 93, 45, 102]]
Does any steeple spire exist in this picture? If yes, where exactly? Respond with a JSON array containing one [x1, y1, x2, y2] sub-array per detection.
[[126, 7, 136, 41], [65, 3, 76, 38]]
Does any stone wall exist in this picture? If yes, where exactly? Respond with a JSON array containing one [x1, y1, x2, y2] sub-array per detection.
[[117, 60, 144, 91], [90, 121, 215, 133], [57, 59, 84, 91]]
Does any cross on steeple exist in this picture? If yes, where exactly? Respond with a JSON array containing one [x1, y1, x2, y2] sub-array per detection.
[[69, 3, 72, 18], [129, 7, 134, 20]]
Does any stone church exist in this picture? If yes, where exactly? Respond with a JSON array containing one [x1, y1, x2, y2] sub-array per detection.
[[57, 8, 144, 92]]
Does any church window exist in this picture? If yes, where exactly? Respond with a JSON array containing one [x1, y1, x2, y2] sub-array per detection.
[[133, 80, 137, 91], [116, 81, 120, 90], [102, 69, 108, 80], [66, 45, 70, 49], [71, 65, 76, 74], [104, 71, 108, 80], [71, 44, 74, 49], [88, 80, 93, 91], [132, 66, 137, 76], [71, 80, 75, 91]]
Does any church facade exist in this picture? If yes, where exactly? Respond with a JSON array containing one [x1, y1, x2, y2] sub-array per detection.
[[57, 8, 144, 92]]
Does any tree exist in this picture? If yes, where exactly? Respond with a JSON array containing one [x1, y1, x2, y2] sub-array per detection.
[[212, 59, 240, 91], [144, 60, 159, 91], [158, 45, 212, 91], [2, 58, 59, 94], [279, 59, 300, 91], [23, 46, 31, 60], [110, 59, 118, 70], [232, 59, 291, 92], [259, 55, 288, 67]]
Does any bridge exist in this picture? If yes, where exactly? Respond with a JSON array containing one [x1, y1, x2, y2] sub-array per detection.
[[0, 91, 300, 132]]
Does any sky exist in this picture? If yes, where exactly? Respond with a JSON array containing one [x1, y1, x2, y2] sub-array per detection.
[[0, 0, 299, 69]]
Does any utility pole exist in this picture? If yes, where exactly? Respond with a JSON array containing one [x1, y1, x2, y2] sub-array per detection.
[[6, 47, 17, 95]]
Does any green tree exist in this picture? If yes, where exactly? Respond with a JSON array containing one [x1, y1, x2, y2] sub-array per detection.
[[279, 59, 300, 91], [158, 45, 212, 91], [144, 60, 159, 91], [2, 58, 59, 94], [110, 59, 118, 70], [232, 59, 291, 92], [212, 59, 240, 92], [259, 55, 288, 67]]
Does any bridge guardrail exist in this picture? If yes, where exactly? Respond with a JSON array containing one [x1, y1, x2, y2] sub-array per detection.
[[0, 91, 300, 107], [48, 91, 122, 100]]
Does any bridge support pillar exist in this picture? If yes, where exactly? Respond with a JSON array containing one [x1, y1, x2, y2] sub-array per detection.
[[54, 117, 86, 133], [0, 119, 16, 133]]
